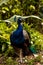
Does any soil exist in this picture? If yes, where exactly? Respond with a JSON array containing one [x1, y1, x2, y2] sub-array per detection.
[[0, 52, 43, 65]]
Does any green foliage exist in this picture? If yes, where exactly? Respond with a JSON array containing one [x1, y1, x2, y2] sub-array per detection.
[[6, 57, 18, 65], [0, 20, 17, 53], [0, 0, 41, 19], [34, 55, 42, 62], [28, 59, 34, 65], [23, 22, 43, 51]]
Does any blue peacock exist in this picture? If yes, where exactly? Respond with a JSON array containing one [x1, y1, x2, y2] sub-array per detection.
[[10, 17, 37, 62]]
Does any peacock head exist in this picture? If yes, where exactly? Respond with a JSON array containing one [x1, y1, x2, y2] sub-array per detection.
[[14, 16, 22, 24], [17, 17, 22, 24]]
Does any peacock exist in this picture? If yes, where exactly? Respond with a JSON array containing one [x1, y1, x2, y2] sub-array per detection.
[[10, 17, 37, 63], [0, 15, 41, 62]]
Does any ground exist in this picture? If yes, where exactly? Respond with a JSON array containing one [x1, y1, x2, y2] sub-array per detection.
[[0, 51, 43, 65]]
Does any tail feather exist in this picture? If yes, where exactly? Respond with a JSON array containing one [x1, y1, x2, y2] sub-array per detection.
[[29, 45, 37, 54]]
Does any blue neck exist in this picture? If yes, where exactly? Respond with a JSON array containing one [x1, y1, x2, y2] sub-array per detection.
[[17, 23, 23, 30]]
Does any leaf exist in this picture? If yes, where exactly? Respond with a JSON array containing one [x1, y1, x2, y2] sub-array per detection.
[[0, 0, 9, 6]]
